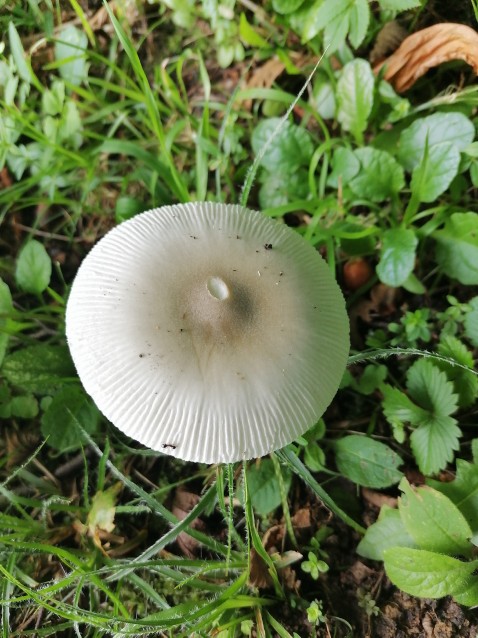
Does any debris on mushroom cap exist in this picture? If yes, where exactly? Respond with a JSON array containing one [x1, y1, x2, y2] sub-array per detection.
[[66, 202, 349, 464]]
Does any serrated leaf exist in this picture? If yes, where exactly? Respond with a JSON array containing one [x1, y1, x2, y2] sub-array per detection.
[[349, 148, 405, 202], [410, 414, 461, 476], [428, 459, 478, 534], [382, 383, 426, 438], [464, 297, 478, 347], [376, 228, 417, 287], [348, 0, 370, 48], [384, 547, 477, 598], [336, 59, 374, 143], [15, 240, 52, 295], [41, 385, 100, 452], [251, 118, 313, 174], [410, 142, 460, 202], [246, 459, 292, 516], [2, 345, 76, 394], [357, 505, 415, 561], [435, 212, 478, 285], [399, 478, 472, 556], [437, 335, 478, 408], [334, 434, 403, 488], [399, 112, 475, 171], [407, 358, 458, 416]]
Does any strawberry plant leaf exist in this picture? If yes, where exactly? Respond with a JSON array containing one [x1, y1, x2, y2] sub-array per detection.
[[410, 414, 461, 476], [398, 478, 472, 556], [384, 547, 477, 599], [437, 336, 478, 408]]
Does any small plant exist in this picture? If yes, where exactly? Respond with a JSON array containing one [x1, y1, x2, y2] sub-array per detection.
[[306, 599, 327, 626], [301, 551, 329, 580]]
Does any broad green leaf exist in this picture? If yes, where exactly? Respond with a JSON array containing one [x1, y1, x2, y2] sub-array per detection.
[[399, 112, 475, 171], [410, 414, 461, 476], [41, 385, 100, 451], [355, 364, 387, 395], [15, 240, 52, 295], [239, 13, 270, 45], [407, 358, 458, 416], [327, 147, 360, 188], [2, 345, 76, 394], [410, 142, 460, 202], [271, 0, 305, 15], [334, 434, 403, 488], [435, 212, 478, 285], [398, 478, 472, 556], [115, 196, 145, 223], [304, 443, 325, 472], [349, 148, 405, 202], [10, 395, 39, 419], [55, 25, 88, 86], [464, 297, 478, 347], [8, 22, 32, 84], [437, 335, 478, 408], [357, 505, 415, 561], [376, 228, 417, 287], [384, 547, 477, 598], [251, 118, 313, 174], [337, 59, 374, 143], [428, 459, 478, 534], [377, 0, 421, 9], [302, 0, 349, 47], [258, 170, 309, 208], [246, 458, 292, 516], [348, 0, 370, 49], [454, 578, 478, 607], [0, 278, 13, 366]]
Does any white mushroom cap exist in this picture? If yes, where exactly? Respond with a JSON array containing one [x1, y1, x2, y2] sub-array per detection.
[[66, 202, 349, 463]]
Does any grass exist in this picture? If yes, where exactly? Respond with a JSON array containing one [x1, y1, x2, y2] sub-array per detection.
[[1, 0, 478, 636]]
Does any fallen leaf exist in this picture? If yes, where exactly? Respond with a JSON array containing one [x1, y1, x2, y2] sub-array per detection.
[[361, 487, 398, 510], [249, 547, 273, 589], [172, 486, 206, 557], [370, 21, 408, 66], [374, 23, 478, 92]]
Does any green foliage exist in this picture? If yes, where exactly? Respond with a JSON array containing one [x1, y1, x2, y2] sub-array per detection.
[[360, 478, 478, 605], [334, 434, 403, 488], [15, 240, 52, 295], [245, 458, 292, 516], [434, 212, 478, 284], [376, 228, 417, 287], [382, 359, 461, 474], [336, 59, 374, 144]]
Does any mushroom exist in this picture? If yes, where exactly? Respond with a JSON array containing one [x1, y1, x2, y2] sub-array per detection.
[[66, 202, 349, 463]]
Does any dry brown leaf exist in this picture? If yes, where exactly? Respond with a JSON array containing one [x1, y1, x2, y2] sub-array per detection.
[[374, 22, 478, 92], [172, 486, 206, 557]]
